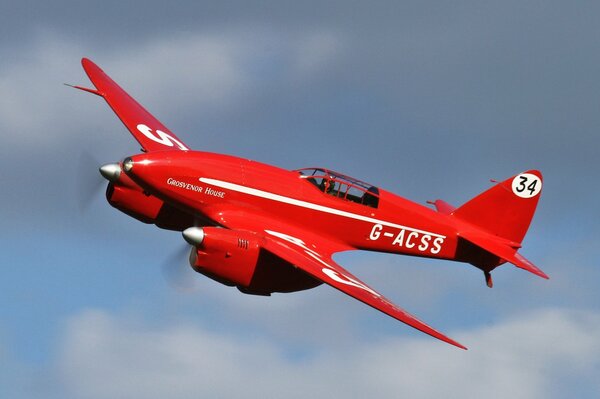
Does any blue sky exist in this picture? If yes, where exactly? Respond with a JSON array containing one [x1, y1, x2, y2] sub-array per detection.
[[1, 1, 599, 397]]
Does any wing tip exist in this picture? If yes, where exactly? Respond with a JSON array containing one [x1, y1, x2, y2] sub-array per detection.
[[81, 57, 95, 68], [403, 313, 468, 350], [532, 267, 550, 279], [533, 269, 550, 280], [81, 57, 108, 82], [432, 331, 467, 350], [449, 339, 468, 350], [457, 344, 468, 350]]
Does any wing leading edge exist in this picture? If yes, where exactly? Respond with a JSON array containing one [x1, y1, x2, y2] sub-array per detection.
[[262, 229, 467, 350], [74, 58, 190, 152]]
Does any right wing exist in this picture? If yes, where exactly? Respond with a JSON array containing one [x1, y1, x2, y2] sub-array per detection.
[[261, 229, 467, 350], [72, 58, 190, 152]]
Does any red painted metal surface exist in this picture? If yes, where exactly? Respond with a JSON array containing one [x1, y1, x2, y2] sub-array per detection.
[[73, 58, 548, 350]]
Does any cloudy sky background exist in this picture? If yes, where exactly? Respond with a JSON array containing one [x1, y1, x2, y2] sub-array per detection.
[[1, 1, 599, 397]]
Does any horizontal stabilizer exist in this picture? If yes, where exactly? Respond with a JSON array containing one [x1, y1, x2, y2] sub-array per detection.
[[511, 252, 549, 280], [431, 199, 456, 215], [459, 230, 548, 279]]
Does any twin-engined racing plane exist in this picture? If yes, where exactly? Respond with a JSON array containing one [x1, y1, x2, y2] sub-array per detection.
[[71, 58, 548, 350]]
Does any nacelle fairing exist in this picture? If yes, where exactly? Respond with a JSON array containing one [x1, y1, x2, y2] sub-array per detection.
[[189, 227, 260, 287], [107, 183, 162, 224], [189, 227, 320, 295], [105, 162, 194, 231]]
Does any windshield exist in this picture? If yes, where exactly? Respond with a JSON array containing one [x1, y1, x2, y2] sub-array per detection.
[[296, 168, 380, 208]]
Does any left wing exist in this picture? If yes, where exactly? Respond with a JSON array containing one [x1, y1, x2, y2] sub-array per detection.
[[205, 208, 466, 349], [71, 58, 190, 152]]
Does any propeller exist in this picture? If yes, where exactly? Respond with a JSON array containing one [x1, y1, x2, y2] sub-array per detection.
[[77, 150, 125, 211], [76, 150, 106, 212], [77, 151, 200, 291], [161, 243, 196, 291], [160, 227, 205, 292]]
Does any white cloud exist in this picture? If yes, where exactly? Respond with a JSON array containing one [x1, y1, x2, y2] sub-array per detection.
[[57, 308, 600, 399], [58, 309, 307, 399]]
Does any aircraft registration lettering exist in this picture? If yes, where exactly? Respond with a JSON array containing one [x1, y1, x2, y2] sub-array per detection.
[[369, 223, 444, 254]]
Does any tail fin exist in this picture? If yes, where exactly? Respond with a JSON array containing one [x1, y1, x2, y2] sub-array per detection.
[[448, 170, 548, 282], [453, 170, 543, 245]]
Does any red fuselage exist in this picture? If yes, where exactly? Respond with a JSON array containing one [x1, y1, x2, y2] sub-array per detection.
[[125, 150, 461, 261]]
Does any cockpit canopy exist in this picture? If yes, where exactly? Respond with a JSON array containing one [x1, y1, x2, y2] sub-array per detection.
[[296, 168, 380, 208]]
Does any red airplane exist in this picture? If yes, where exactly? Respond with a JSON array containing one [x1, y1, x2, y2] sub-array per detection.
[[71, 58, 548, 350]]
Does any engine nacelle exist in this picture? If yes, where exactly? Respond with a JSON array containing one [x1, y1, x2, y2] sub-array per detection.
[[105, 169, 195, 230], [106, 183, 163, 224], [189, 227, 260, 288]]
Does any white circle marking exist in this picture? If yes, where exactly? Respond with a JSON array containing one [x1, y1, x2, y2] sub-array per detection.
[[511, 173, 542, 198]]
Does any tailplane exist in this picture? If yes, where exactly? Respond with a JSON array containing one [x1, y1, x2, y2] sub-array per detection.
[[437, 171, 547, 283]]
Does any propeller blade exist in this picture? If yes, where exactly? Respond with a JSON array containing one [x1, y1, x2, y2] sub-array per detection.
[[76, 150, 106, 212], [161, 244, 196, 292]]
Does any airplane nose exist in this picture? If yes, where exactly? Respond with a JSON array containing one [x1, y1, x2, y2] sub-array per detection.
[[99, 163, 121, 182]]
